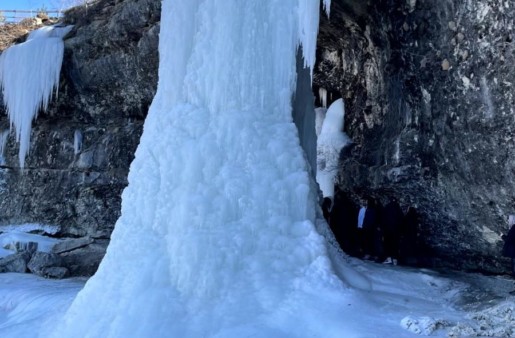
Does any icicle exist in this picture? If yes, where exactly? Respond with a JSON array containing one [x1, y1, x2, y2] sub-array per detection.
[[319, 87, 327, 108], [323, 0, 331, 16], [0, 25, 73, 168], [0, 129, 9, 166], [297, 0, 331, 78], [73, 130, 82, 155]]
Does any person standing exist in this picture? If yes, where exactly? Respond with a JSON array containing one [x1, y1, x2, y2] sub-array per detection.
[[363, 197, 381, 260], [502, 215, 515, 277], [382, 197, 403, 265]]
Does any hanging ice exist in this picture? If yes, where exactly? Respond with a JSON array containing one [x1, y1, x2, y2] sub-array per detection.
[[73, 129, 82, 155], [0, 25, 72, 168], [0, 129, 9, 166], [319, 87, 328, 108], [317, 98, 350, 198], [50, 1, 366, 337]]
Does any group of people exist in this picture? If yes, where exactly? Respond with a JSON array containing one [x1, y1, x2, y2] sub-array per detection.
[[323, 192, 515, 276], [323, 193, 424, 266]]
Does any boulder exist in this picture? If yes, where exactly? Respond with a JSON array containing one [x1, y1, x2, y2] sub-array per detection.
[[0, 252, 31, 273], [57, 239, 108, 277], [15, 241, 38, 254], [41, 266, 69, 279], [52, 237, 94, 254], [27, 252, 62, 276]]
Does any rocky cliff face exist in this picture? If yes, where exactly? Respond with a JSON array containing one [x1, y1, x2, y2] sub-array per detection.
[[0, 0, 513, 275], [0, 0, 160, 241], [315, 0, 515, 273]]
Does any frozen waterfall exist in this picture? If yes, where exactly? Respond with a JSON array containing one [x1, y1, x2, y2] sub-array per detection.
[[49, 1, 363, 337], [0, 25, 72, 168]]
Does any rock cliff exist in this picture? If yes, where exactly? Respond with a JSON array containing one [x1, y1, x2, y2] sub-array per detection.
[[315, 0, 515, 273], [0, 0, 513, 275], [0, 0, 159, 240]]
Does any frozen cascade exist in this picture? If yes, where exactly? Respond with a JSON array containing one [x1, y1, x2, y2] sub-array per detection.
[[317, 98, 351, 198], [0, 25, 72, 168], [50, 1, 365, 337]]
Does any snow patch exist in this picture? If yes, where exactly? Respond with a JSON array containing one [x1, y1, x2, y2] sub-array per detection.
[[0, 223, 60, 235], [401, 316, 450, 335], [0, 232, 61, 257]]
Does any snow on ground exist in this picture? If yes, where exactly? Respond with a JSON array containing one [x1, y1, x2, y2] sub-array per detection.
[[0, 259, 513, 337], [0, 273, 85, 337], [0, 224, 62, 258], [0, 223, 60, 235], [0, 232, 61, 258]]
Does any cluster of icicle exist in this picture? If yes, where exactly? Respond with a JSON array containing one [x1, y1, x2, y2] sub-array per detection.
[[0, 25, 72, 168]]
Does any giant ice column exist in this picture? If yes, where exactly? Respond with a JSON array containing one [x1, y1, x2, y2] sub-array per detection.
[[51, 1, 355, 337]]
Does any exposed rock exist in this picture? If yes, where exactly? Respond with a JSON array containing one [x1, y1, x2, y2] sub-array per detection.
[[27, 252, 62, 276], [14, 241, 38, 254], [0, 0, 160, 238], [0, 252, 30, 273], [315, 0, 515, 274], [0, 0, 513, 277], [58, 239, 108, 276], [41, 266, 69, 279], [52, 237, 94, 254]]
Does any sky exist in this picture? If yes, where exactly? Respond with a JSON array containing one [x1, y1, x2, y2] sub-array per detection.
[[1, 0, 56, 11]]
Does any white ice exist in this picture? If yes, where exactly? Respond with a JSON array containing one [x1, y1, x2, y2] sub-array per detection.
[[319, 87, 328, 108], [0, 232, 62, 258], [317, 98, 351, 198], [1, 260, 514, 337], [51, 0, 358, 336], [0, 25, 72, 168], [73, 129, 82, 155], [0, 223, 60, 235]]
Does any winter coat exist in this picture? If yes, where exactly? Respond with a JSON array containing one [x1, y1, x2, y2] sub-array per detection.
[[382, 201, 404, 233], [363, 207, 378, 230], [502, 224, 515, 258]]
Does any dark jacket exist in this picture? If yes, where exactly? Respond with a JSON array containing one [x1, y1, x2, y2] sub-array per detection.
[[502, 224, 515, 258], [382, 201, 404, 233]]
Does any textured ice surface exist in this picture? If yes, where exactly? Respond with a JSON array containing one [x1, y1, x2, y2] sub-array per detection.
[[0, 25, 72, 167]]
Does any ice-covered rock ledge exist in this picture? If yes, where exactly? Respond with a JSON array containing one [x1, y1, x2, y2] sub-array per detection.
[[0, 225, 107, 278]]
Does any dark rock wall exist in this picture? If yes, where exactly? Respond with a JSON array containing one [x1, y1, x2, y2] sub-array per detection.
[[0, 0, 512, 275], [0, 0, 160, 238], [315, 0, 515, 273]]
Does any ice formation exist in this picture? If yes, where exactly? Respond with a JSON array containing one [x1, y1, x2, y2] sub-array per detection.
[[0, 25, 72, 168], [319, 87, 328, 108], [317, 98, 350, 198], [73, 130, 82, 155], [0, 129, 9, 165], [49, 1, 368, 337]]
